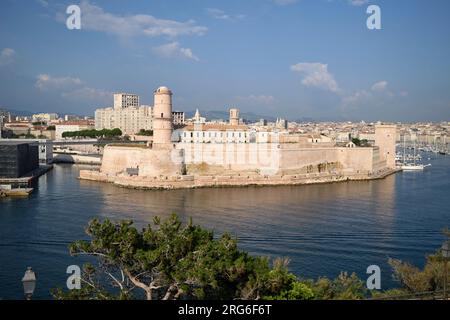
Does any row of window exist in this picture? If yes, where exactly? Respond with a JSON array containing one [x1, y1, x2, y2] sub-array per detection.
[[183, 131, 248, 138]]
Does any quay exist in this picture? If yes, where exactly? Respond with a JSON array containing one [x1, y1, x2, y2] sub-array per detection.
[[0, 165, 53, 197], [0, 141, 53, 197], [0, 188, 33, 197], [0, 165, 53, 187]]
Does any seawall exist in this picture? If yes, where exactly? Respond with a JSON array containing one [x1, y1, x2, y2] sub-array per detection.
[[79, 168, 399, 190]]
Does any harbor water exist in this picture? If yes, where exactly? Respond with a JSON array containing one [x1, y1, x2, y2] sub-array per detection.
[[0, 154, 449, 299]]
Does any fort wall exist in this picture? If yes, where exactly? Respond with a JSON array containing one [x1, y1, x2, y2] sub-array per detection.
[[79, 167, 398, 190]]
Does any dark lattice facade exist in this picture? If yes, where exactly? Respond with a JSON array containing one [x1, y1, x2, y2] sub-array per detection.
[[0, 142, 39, 178]]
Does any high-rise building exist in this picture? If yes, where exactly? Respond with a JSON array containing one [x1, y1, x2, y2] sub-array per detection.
[[95, 93, 152, 135], [95, 92, 184, 135], [113, 93, 140, 109]]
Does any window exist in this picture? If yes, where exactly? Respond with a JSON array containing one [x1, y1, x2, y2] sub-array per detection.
[[161, 113, 163, 118]]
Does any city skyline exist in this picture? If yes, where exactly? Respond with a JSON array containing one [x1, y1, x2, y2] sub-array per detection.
[[1, 0, 450, 122]]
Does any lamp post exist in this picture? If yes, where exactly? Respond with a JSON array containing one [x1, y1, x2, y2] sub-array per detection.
[[442, 241, 450, 300], [21, 267, 36, 300]]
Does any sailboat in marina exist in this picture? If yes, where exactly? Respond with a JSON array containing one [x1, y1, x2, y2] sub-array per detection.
[[400, 136, 430, 171]]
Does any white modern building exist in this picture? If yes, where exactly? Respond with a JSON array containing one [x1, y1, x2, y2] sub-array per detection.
[[55, 120, 94, 139]]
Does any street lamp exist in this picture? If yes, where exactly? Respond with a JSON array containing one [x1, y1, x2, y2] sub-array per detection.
[[442, 241, 450, 300], [21, 267, 36, 300]]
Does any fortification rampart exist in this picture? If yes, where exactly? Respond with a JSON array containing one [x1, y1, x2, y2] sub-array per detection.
[[79, 167, 398, 190]]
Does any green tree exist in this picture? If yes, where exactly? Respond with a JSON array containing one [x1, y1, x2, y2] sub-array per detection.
[[302, 272, 367, 300], [52, 214, 314, 300], [373, 229, 450, 299], [351, 138, 361, 146], [137, 129, 153, 136], [62, 128, 122, 138], [360, 139, 369, 147]]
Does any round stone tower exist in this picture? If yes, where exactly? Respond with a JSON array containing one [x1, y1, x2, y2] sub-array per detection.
[[153, 86, 173, 147]]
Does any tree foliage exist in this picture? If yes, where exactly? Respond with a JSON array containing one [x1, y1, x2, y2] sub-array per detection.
[[374, 230, 450, 299], [62, 128, 122, 138], [300, 272, 367, 300], [351, 138, 370, 147], [136, 129, 153, 136], [52, 216, 448, 300], [52, 215, 317, 300]]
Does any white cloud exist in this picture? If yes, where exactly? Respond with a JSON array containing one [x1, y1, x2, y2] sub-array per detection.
[[342, 80, 407, 110], [62, 87, 112, 101], [35, 74, 82, 91], [342, 89, 371, 107], [71, 0, 207, 39], [237, 95, 275, 104], [348, 0, 369, 6], [205, 8, 245, 21], [290, 62, 339, 92], [371, 80, 388, 92], [153, 42, 199, 61], [0, 48, 15, 66], [35, 74, 112, 102], [37, 0, 49, 8], [272, 0, 298, 5]]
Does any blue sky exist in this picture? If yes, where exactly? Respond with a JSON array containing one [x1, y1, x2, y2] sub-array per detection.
[[0, 0, 449, 122]]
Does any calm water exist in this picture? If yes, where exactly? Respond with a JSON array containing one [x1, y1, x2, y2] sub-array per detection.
[[1, 154, 449, 299]]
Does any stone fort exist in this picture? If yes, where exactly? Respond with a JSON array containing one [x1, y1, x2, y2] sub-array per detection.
[[80, 86, 397, 189]]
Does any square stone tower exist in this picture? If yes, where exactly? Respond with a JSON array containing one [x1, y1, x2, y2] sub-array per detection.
[[229, 108, 240, 126], [375, 124, 397, 169]]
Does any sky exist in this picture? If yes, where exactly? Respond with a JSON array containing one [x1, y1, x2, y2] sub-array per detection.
[[0, 0, 450, 122]]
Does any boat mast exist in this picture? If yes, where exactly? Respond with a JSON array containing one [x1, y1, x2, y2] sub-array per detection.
[[403, 134, 406, 164]]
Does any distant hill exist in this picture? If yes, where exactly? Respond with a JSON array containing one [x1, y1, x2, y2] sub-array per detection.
[[0, 108, 33, 116], [184, 110, 318, 123], [185, 110, 278, 122]]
